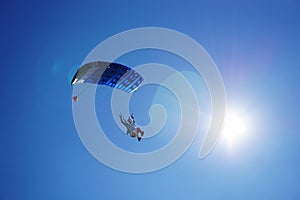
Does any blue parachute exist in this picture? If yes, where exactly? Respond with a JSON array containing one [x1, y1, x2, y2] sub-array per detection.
[[71, 61, 143, 101]]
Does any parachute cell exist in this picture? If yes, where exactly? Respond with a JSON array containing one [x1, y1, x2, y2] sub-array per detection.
[[71, 61, 144, 93]]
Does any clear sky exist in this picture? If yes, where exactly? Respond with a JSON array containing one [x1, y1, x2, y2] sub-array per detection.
[[1, 0, 300, 199]]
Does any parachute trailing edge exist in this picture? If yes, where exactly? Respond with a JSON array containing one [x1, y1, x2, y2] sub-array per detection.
[[71, 61, 144, 93]]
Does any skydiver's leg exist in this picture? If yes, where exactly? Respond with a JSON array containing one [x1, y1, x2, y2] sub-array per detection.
[[130, 131, 137, 137], [136, 128, 144, 137], [135, 128, 143, 142], [140, 129, 144, 137], [137, 131, 142, 141]]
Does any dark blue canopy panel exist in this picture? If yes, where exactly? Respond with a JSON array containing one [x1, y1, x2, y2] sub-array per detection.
[[71, 61, 144, 93]]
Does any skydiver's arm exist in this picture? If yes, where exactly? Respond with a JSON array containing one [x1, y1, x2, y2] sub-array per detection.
[[119, 114, 127, 125]]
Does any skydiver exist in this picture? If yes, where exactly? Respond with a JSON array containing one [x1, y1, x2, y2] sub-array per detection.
[[119, 113, 144, 141]]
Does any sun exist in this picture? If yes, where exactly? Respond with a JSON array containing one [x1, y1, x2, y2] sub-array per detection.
[[222, 111, 246, 148]]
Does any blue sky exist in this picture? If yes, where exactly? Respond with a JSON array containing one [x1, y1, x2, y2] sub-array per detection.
[[1, 0, 300, 199]]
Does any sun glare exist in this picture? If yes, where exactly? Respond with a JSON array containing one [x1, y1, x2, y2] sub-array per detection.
[[222, 112, 246, 148]]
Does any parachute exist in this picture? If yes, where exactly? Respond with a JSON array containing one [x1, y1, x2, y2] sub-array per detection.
[[71, 61, 144, 101]]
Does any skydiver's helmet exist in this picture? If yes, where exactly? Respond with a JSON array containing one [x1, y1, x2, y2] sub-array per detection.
[[127, 117, 133, 124]]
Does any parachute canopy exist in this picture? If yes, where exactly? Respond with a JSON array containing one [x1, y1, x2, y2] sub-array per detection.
[[71, 61, 144, 93]]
